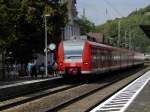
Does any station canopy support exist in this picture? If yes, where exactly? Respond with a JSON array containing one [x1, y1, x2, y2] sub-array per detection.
[[140, 25, 150, 38]]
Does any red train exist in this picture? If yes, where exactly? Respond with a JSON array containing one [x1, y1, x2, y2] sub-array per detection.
[[57, 39, 145, 77]]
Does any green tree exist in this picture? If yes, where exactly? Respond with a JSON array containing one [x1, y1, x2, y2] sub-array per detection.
[[0, 0, 67, 64], [0, 0, 20, 49], [96, 5, 150, 52], [77, 16, 96, 35]]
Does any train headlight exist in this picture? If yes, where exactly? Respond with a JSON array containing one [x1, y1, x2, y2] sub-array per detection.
[[59, 62, 63, 66], [83, 62, 88, 65]]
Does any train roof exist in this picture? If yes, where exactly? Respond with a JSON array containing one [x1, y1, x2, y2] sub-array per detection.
[[62, 39, 143, 54], [87, 40, 132, 52]]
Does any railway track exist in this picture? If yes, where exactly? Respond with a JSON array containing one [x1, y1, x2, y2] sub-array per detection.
[[0, 82, 84, 111], [1, 66, 148, 112]]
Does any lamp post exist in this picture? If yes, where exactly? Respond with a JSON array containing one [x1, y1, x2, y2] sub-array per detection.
[[44, 14, 50, 77]]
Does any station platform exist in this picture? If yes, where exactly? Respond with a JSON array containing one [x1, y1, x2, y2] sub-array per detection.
[[91, 70, 150, 112], [125, 81, 150, 112], [0, 75, 61, 100], [0, 75, 54, 86]]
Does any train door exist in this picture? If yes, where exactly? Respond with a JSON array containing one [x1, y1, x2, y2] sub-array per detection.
[[91, 46, 97, 70], [98, 48, 102, 69], [106, 50, 111, 70], [91, 47, 94, 70], [101, 50, 104, 69], [104, 50, 108, 68], [102, 50, 108, 69], [109, 50, 112, 68], [113, 50, 120, 68], [119, 51, 121, 68], [96, 48, 99, 69], [107, 50, 111, 69], [111, 50, 115, 67]]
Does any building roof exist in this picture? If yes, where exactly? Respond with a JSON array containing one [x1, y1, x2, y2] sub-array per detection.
[[86, 32, 104, 43], [86, 32, 103, 39]]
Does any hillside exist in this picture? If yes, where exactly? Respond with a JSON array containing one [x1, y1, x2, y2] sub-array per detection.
[[96, 5, 150, 53]]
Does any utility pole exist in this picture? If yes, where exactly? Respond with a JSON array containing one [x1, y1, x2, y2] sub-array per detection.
[[2, 49, 6, 79], [82, 8, 86, 20], [124, 31, 127, 48], [129, 31, 132, 50], [44, 14, 50, 77], [118, 20, 121, 47]]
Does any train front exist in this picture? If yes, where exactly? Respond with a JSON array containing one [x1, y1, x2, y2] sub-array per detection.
[[57, 40, 91, 77]]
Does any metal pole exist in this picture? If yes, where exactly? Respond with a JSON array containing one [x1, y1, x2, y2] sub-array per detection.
[[129, 32, 132, 50], [118, 20, 121, 47], [2, 49, 6, 79], [45, 16, 48, 77], [124, 31, 127, 48], [61, 29, 64, 40]]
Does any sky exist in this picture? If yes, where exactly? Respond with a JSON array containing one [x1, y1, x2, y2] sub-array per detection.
[[76, 0, 150, 25]]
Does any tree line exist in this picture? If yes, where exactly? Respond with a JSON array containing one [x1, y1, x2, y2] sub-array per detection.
[[0, 0, 68, 64], [96, 5, 150, 53]]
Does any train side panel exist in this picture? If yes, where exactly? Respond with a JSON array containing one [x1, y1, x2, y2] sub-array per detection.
[[134, 53, 145, 65], [82, 42, 92, 74], [57, 42, 65, 74], [110, 48, 121, 70], [57, 40, 144, 77], [58, 40, 86, 76]]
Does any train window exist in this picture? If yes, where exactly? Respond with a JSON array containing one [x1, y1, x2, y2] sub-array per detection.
[[64, 45, 84, 62]]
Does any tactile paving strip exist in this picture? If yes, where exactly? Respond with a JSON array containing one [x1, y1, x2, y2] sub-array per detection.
[[90, 70, 150, 112]]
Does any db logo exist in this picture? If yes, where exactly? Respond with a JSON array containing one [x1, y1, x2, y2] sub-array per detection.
[[70, 63, 76, 66]]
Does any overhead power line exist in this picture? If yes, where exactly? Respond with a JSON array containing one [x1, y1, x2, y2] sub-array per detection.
[[103, 0, 123, 17]]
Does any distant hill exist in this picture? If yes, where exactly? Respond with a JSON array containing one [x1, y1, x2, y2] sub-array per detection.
[[96, 5, 150, 53], [129, 5, 150, 17]]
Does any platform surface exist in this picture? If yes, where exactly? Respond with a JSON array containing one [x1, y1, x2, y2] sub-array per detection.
[[0, 75, 58, 89], [125, 81, 150, 112], [0, 75, 60, 100], [90, 70, 150, 112]]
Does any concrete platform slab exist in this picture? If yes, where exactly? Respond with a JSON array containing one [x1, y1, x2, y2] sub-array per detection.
[[125, 81, 150, 112], [0, 76, 61, 100], [90, 70, 150, 112]]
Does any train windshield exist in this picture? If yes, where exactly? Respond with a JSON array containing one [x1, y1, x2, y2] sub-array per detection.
[[64, 45, 83, 62]]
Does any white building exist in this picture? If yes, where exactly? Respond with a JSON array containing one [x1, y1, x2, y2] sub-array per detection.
[[60, 0, 80, 40]]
